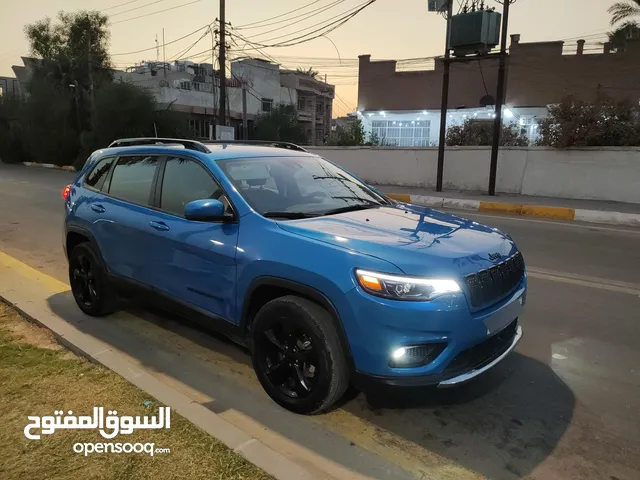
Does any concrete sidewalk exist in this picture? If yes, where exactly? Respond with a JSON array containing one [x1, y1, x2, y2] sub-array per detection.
[[376, 185, 640, 227]]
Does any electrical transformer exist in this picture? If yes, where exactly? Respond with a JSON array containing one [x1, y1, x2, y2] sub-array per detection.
[[450, 10, 502, 56]]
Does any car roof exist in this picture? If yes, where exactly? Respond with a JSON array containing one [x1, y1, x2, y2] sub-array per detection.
[[95, 143, 315, 161]]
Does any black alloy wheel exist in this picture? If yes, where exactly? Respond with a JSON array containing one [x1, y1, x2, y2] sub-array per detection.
[[257, 320, 319, 399], [250, 296, 349, 415], [68, 243, 119, 317]]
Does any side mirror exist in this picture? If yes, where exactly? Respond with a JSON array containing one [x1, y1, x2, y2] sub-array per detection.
[[184, 199, 230, 222]]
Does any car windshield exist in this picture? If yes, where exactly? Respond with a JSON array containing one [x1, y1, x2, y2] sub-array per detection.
[[216, 156, 391, 217]]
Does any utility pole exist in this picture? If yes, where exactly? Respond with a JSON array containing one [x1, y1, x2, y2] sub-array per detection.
[[488, 0, 511, 196], [435, 0, 454, 192], [218, 0, 227, 126], [211, 25, 217, 127], [242, 85, 248, 139], [162, 28, 167, 79]]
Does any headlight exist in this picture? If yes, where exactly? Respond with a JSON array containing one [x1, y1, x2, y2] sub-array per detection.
[[355, 269, 460, 301]]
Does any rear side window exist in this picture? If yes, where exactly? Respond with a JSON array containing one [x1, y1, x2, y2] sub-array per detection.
[[160, 157, 226, 216], [85, 156, 115, 191], [108, 156, 159, 206]]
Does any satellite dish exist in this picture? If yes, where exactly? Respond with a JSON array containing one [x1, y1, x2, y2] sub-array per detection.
[[480, 95, 495, 107]]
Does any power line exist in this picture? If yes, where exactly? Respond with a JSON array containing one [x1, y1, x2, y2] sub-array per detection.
[[235, 0, 322, 29], [238, 0, 373, 44], [168, 27, 211, 62], [101, 0, 144, 12], [236, 0, 346, 35], [111, 23, 212, 56], [111, 0, 203, 25], [229, 0, 377, 49], [109, 0, 170, 17]]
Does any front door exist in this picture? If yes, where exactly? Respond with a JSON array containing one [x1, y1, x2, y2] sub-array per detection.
[[144, 156, 239, 322]]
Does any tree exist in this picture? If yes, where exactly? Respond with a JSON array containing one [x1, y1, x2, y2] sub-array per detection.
[[446, 120, 529, 146], [254, 103, 306, 144], [607, 21, 640, 52], [296, 67, 320, 79], [328, 118, 366, 146], [536, 92, 640, 147], [608, 0, 640, 25]]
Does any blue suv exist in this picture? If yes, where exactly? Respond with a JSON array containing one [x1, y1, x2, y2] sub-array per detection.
[[64, 138, 526, 414]]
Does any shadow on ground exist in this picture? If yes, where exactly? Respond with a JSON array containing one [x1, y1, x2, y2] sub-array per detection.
[[48, 291, 575, 480]]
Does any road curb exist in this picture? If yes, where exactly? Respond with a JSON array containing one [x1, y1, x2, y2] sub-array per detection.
[[386, 193, 640, 227], [23, 162, 76, 172], [0, 256, 315, 480]]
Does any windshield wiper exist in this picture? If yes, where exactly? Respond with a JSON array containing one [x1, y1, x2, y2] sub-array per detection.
[[262, 211, 316, 219], [322, 204, 380, 216]]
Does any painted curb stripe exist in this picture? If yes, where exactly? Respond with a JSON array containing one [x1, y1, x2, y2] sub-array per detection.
[[385, 192, 638, 226]]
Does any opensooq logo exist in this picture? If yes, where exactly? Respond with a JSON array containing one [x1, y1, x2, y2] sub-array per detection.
[[24, 407, 171, 440]]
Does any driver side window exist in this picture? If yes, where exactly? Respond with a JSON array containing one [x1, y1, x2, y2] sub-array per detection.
[[160, 157, 230, 217]]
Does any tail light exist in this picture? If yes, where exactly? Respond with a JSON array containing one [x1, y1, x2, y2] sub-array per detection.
[[62, 185, 71, 200]]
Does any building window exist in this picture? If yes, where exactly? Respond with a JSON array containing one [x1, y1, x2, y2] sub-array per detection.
[[297, 97, 305, 110], [371, 120, 431, 147], [179, 81, 191, 90], [520, 116, 539, 142], [193, 82, 200, 91], [189, 118, 212, 139], [261, 98, 273, 112]]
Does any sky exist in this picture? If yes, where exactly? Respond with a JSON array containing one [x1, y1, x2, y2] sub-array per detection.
[[0, 0, 613, 116]]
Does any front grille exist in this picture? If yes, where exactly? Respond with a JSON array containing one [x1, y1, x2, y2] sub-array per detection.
[[464, 252, 525, 308], [444, 319, 518, 376]]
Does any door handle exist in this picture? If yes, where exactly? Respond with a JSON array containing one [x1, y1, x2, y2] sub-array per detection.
[[91, 204, 106, 213], [149, 221, 170, 231]]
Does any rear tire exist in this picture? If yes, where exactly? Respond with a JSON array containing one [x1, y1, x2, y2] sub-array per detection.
[[68, 243, 119, 317], [250, 295, 349, 415]]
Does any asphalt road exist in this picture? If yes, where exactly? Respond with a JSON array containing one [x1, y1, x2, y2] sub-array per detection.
[[1, 162, 639, 480]]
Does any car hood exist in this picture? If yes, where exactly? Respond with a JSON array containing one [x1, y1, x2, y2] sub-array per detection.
[[276, 205, 517, 278]]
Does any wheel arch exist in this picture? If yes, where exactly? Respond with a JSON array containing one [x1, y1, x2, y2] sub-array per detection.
[[241, 276, 355, 372]]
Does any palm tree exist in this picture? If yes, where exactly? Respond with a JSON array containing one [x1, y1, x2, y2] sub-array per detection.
[[607, 20, 640, 51], [296, 67, 319, 79], [608, 0, 640, 25]]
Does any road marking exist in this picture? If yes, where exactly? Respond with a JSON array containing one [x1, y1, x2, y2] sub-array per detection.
[[0, 250, 68, 293], [527, 267, 640, 296]]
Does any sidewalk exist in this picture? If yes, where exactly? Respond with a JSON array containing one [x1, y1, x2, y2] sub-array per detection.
[[375, 185, 640, 227]]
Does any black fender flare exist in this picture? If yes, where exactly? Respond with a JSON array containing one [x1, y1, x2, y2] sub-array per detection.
[[242, 276, 355, 372]]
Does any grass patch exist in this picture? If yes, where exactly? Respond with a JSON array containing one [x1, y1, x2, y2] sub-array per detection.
[[0, 303, 272, 480]]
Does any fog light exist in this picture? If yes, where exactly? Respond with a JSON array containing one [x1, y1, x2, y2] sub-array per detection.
[[389, 344, 446, 368], [392, 347, 407, 359]]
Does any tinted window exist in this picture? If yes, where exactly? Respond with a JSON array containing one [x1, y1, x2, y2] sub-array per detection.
[[160, 157, 225, 216], [217, 156, 389, 215], [108, 156, 159, 206], [85, 157, 115, 191]]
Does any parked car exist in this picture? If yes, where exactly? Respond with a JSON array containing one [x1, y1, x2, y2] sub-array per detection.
[[63, 138, 526, 414]]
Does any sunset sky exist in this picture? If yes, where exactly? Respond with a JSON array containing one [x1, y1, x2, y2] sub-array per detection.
[[0, 0, 613, 116]]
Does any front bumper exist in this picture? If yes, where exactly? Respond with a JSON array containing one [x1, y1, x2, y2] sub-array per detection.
[[353, 321, 522, 389]]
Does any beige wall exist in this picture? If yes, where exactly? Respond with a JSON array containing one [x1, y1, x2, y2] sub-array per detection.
[[357, 36, 640, 112], [309, 146, 640, 204]]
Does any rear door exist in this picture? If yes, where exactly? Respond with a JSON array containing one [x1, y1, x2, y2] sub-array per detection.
[[87, 155, 161, 282], [143, 155, 239, 321]]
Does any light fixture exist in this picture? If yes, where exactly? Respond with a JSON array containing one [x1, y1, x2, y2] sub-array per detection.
[[463, 114, 467, 119], [355, 269, 461, 301], [422, 110, 428, 115], [392, 121, 397, 125], [367, 112, 373, 117], [380, 111, 386, 116], [411, 120, 415, 124], [492, 113, 497, 118], [392, 347, 406, 359], [504, 108, 514, 118], [474, 112, 478, 117]]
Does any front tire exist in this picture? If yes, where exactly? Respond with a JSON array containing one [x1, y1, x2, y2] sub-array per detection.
[[69, 243, 119, 317], [250, 296, 349, 415]]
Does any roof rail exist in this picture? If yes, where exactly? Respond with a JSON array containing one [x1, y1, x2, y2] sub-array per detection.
[[108, 138, 210, 153], [203, 140, 308, 152]]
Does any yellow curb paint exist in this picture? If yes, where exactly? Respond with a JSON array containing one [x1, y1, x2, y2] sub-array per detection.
[[386, 193, 411, 203], [0, 250, 69, 294], [520, 205, 575, 220], [479, 201, 522, 215]]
